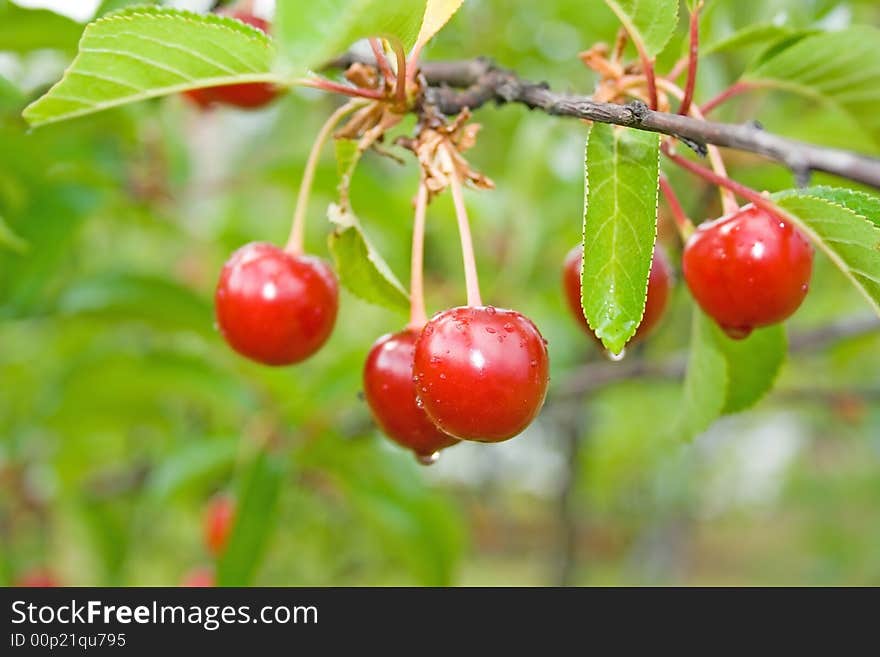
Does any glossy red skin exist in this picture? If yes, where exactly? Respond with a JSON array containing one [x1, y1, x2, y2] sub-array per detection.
[[563, 244, 673, 344], [181, 567, 215, 587], [204, 495, 235, 556], [184, 12, 279, 109], [413, 307, 550, 443], [14, 569, 60, 587], [215, 243, 339, 366], [683, 205, 813, 339], [364, 330, 458, 458]]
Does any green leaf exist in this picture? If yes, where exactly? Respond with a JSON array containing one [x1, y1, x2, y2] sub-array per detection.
[[216, 450, 285, 586], [674, 309, 728, 441], [788, 186, 880, 227], [96, 0, 158, 18], [146, 438, 239, 502], [56, 272, 213, 335], [716, 323, 787, 414], [23, 7, 278, 127], [675, 311, 788, 440], [703, 23, 804, 56], [275, 0, 424, 75], [0, 0, 84, 53], [603, 0, 679, 57], [416, 0, 465, 50], [744, 27, 880, 140], [0, 215, 28, 254], [581, 123, 660, 354], [772, 190, 880, 317], [327, 203, 409, 314]]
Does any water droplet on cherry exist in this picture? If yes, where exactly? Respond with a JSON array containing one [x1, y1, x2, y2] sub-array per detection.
[[416, 451, 440, 466]]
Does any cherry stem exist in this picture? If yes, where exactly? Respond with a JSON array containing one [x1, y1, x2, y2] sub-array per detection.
[[392, 43, 408, 107], [662, 142, 776, 218], [678, 0, 702, 117], [285, 100, 364, 254], [659, 174, 695, 240], [699, 80, 752, 116], [369, 38, 395, 84], [655, 77, 738, 215], [298, 77, 386, 101], [408, 181, 430, 329], [623, 30, 658, 110], [446, 148, 483, 308], [665, 55, 688, 81]]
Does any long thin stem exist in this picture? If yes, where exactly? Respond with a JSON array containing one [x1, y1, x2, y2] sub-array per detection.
[[662, 142, 772, 215], [656, 77, 738, 214], [699, 80, 752, 116], [640, 51, 659, 111], [285, 100, 364, 254], [659, 174, 695, 240], [446, 148, 483, 307], [368, 38, 395, 84], [409, 181, 430, 329], [298, 77, 386, 101], [678, 1, 702, 117], [392, 43, 408, 107], [665, 55, 688, 82]]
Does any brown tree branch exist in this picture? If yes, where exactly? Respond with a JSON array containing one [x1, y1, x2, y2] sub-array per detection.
[[329, 54, 880, 189], [420, 60, 880, 189]]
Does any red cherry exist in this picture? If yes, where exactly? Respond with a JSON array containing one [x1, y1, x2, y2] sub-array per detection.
[[364, 330, 458, 462], [563, 244, 673, 344], [683, 205, 813, 339], [181, 567, 215, 587], [204, 495, 235, 557], [412, 306, 550, 442], [183, 11, 280, 110], [14, 569, 60, 587], [215, 242, 339, 366]]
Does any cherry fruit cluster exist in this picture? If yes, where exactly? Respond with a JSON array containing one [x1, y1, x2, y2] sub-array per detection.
[[216, 240, 551, 461], [201, 9, 814, 464]]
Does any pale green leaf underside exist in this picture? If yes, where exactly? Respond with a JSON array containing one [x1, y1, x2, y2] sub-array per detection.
[[275, 0, 424, 76], [674, 309, 727, 442], [327, 204, 409, 314], [716, 323, 787, 414], [603, 0, 679, 57], [23, 7, 277, 127], [581, 123, 660, 354], [674, 311, 786, 441], [772, 190, 880, 317], [744, 27, 880, 139]]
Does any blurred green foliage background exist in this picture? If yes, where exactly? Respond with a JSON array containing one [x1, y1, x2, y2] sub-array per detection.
[[1, 0, 879, 586]]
